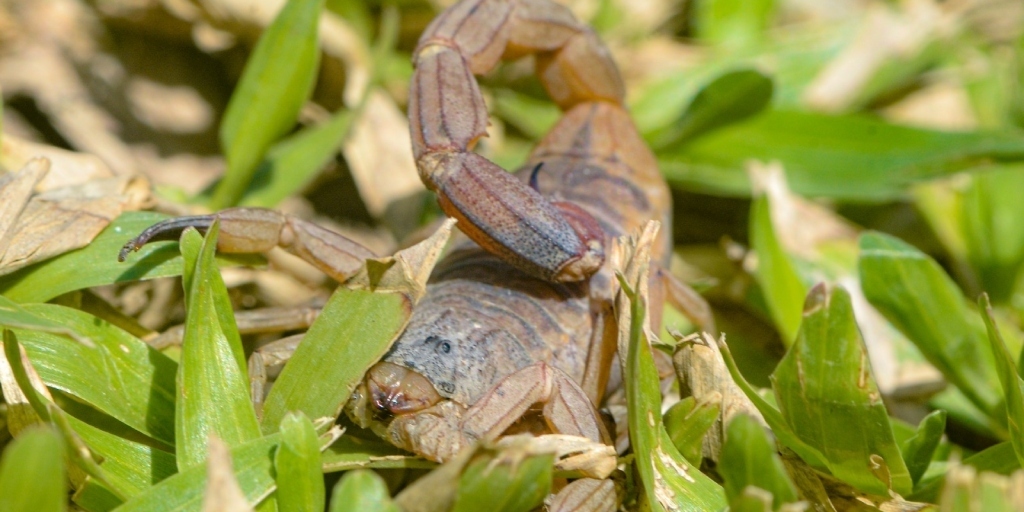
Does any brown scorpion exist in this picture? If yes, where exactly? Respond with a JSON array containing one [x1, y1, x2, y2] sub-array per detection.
[[120, 0, 713, 507]]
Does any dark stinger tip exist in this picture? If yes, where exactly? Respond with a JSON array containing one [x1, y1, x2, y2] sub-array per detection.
[[116, 215, 215, 263]]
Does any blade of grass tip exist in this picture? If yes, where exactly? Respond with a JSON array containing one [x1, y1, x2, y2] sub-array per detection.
[[176, 225, 260, 471], [900, 410, 946, 487], [201, 435, 252, 512], [211, 0, 326, 208], [329, 470, 400, 512], [275, 413, 325, 512], [0, 425, 65, 512], [772, 283, 913, 496], [719, 413, 799, 510], [979, 294, 1024, 469]]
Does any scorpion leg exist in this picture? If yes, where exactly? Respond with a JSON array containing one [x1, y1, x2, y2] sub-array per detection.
[[458, 362, 608, 448], [409, 0, 628, 283], [119, 207, 375, 283], [653, 266, 717, 335]]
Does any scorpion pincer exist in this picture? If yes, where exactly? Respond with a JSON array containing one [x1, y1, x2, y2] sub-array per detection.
[[119, 0, 713, 508]]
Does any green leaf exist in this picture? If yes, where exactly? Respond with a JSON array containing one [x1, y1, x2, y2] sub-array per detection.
[[212, 0, 326, 208], [619, 277, 726, 511], [328, 470, 400, 512], [0, 294, 86, 343], [176, 226, 260, 471], [750, 195, 806, 345], [663, 396, 720, 466], [491, 89, 560, 140], [117, 430, 338, 512], [980, 294, 1024, 469], [0, 212, 261, 304], [275, 413, 325, 512], [650, 69, 773, 150], [66, 415, 176, 498], [900, 410, 946, 486], [239, 106, 357, 208], [14, 304, 177, 446], [716, 336, 830, 473], [960, 166, 1024, 301], [0, 425, 65, 512], [659, 110, 1024, 201], [771, 283, 912, 495], [911, 441, 1022, 502], [260, 288, 411, 432], [718, 414, 798, 511], [451, 451, 553, 512], [321, 432, 433, 472], [695, 0, 775, 51], [859, 232, 1002, 418]]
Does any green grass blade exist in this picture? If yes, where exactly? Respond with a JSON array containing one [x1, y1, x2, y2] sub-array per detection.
[[980, 294, 1024, 469], [715, 335, 830, 473], [67, 415, 176, 497], [0, 425, 65, 512], [663, 396, 720, 466], [451, 451, 553, 512], [117, 430, 339, 512], [0, 212, 261, 304], [328, 470, 400, 512], [659, 110, 1024, 201], [618, 273, 726, 511], [274, 413, 325, 512], [14, 304, 176, 446], [750, 195, 806, 345], [650, 69, 773, 149], [772, 283, 912, 495], [320, 431, 433, 472], [212, 0, 326, 208], [859, 232, 1002, 418], [239, 106, 357, 208], [900, 410, 946, 487], [718, 414, 798, 510], [176, 226, 260, 471], [960, 167, 1024, 301], [260, 220, 452, 432], [260, 287, 410, 432], [0, 294, 87, 343]]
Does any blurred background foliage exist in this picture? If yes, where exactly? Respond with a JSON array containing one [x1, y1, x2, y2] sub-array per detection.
[[1, 0, 1024, 509]]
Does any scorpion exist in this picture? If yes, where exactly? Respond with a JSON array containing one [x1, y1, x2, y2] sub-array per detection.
[[120, 0, 713, 507]]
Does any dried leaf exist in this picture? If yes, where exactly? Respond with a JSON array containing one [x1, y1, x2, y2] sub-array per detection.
[[342, 89, 423, 218], [201, 436, 255, 512], [0, 168, 151, 276]]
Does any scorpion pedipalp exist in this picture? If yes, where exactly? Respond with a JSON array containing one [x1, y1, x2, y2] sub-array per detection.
[[409, 0, 633, 283]]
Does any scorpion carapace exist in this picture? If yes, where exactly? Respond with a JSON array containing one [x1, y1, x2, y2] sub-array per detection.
[[119, 0, 713, 507]]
